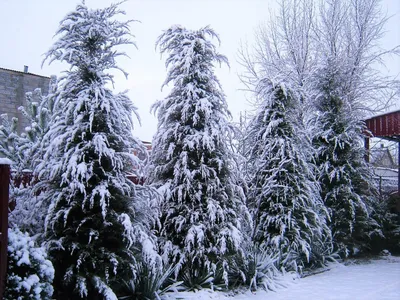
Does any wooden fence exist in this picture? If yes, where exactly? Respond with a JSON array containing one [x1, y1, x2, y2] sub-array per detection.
[[0, 162, 10, 298]]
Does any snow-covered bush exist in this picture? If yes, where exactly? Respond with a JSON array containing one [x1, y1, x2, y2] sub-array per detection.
[[4, 227, 54, 300], [370, 194, 400, 255], [0, 114, 24, 173], [8, 187, 48, 238], [228, 245, 287, 292], [119, 263, 182, 300]]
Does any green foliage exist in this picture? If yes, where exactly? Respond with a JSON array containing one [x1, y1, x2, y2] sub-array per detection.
[[370, 194, 400, 254], [178, 263, 216, 291], [228, 245, 285, 292], [119, 264, 182, 300]]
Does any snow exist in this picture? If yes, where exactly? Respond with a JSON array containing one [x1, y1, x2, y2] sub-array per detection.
[[6, 227, 54, 299], [0, 157, 13, 164], [174, 257, 400, 300]]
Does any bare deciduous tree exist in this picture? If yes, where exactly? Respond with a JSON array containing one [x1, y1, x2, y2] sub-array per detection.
[[316, 0, 399, 113], [240, 0, 399, 114]]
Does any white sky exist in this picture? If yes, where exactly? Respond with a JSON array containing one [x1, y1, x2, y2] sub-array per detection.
[[0, 0, 399, 141]]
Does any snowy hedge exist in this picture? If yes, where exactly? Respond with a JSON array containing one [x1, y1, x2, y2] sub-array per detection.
[[4, 227, 54, 300]]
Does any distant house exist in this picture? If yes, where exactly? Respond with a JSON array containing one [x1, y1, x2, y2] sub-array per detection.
[[0, 66, 50, 133], [370, 144, 396, 169], [370, 144, 398, 194]]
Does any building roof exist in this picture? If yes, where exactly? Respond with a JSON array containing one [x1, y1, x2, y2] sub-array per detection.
[[0, 67, 50, 79], [365, 110, 400, 142]]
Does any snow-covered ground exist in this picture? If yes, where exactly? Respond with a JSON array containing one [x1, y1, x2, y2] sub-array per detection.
[[176, 256, 400, 300]]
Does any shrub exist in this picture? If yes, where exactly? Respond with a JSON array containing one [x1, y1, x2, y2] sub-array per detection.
[[119, 263, 182, 299], [229, 245, 290, 292], [4, 227, 54, 300], [370, 193, 400, 255]]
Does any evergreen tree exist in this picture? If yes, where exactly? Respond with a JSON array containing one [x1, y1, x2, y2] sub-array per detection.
[[36, 3, 160, 299], [0, 114, 24, 173], [148, 25, 248, 288], [313, 59, 380, 257], [20, 79, 58, 162], [246, 80, 332, 271]]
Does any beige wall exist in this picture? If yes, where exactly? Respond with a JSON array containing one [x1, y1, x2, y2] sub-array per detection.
[[0, 67, 50, 133]]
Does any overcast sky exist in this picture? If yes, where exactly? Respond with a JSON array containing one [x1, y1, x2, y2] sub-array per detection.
[[0, 0, 399, 141]]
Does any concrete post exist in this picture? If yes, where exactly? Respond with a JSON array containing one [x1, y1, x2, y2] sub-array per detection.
[[0, 160, 11, 298]]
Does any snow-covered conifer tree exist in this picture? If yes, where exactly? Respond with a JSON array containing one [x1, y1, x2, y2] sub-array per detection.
[[312, 59, 380, 257], [0, 115, 25, 173], [246, 80, 332, 271], [148, 25, 248, 288], [36, 3, 160, 298]]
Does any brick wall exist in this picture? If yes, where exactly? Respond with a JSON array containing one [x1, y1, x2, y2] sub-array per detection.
[[0, 67, 50, 133]]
